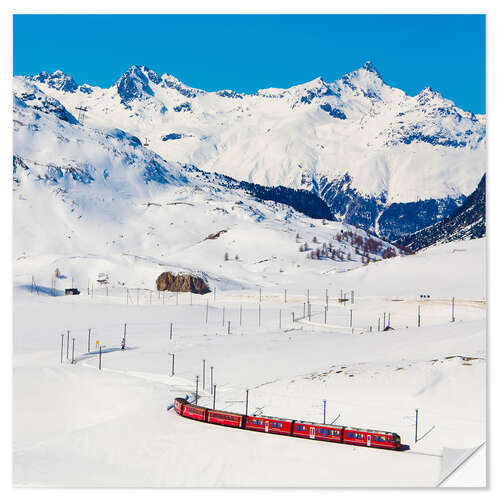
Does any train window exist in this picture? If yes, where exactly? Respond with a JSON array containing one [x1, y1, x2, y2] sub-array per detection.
[[373, 435, 386, 442], [271, 422, 282, 429], [346, 432, 354, 438], [295, 425, 305, 432]]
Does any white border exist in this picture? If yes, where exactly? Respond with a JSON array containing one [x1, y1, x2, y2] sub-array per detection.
[[2, 1, 497, 498]]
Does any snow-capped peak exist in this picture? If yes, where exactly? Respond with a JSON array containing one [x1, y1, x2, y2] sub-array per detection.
[[29, 69, 78, 93], [115, 65, 162, 103]]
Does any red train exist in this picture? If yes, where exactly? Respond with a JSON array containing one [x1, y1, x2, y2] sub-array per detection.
[[173, 398, 401, 451]]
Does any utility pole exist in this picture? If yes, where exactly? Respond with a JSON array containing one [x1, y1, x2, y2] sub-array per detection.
[[292, 312, 295, 323], [60, 333, 64, 364], [99, 345, 102, 370], [210, 366, 214, 395], [213, 384, 217, 409], [323, 400, 326, 424], [415, 409, 419, 443], [350, 309, 353, 328], [228, 320, 231, 335], [123, 323, 127, 348], [202, 360, 206, 390], [451, 297, 455, 322], [284, 289, 287, 304], [245, 389, 249, 416], [206, 301, 209, 324], [279, 310, 282, 329], [258, 303, 261, 327], [303, 302, 306, 318], [324, 306, 327, 324], [222, 305, 225, 326], [388, 313, 391, 328], [383, 312, 386, 330], [214, 287, 216, 302], [326, 289, 328, 310], [259, 288, 262, 303], [195, 376, 199, 405], [88, 328, 91, 352], [169, 353, 175, 376], [351, 290, 354, 304], [71, 338, 75, 364], [170, 322, 173, 340], [307, 288, 310, 304], [378, 317, 380, 332], [418, 305, 421, 327], [66, 330, 69, 360]]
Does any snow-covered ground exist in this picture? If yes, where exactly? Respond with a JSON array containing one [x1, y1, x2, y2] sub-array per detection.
[[13, 238, 486, 487]]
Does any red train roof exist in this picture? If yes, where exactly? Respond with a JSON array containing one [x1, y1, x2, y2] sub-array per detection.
[[293, 419, 344, 429]]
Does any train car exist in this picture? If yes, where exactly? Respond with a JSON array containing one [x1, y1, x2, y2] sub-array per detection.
[[174, 397, 187, 415], [207, 409, 245, 428], [292, 420, 344, 443], [343, 426, 401, 450], [245, 415, 294, 435], [182, 402, 208, 422]]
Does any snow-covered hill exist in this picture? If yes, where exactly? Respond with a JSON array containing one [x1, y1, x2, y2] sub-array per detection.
[[13, 78, 401, 292], [18, 62, 486, 239]]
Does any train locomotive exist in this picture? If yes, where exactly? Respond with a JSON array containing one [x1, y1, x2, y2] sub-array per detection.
[[173, 398, 401, 451]]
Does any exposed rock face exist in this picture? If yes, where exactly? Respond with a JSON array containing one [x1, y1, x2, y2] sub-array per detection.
[[395, 174, 486, 252], [156, 272, 210, 294]]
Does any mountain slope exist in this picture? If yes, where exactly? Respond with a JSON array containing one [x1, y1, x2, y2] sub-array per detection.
[[394, 174, 486, 252], [18, 62, 486, 240], [13, 78, 401, 291]]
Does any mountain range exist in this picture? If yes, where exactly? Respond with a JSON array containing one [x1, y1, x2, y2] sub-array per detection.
[[20, 62, 486, 241]]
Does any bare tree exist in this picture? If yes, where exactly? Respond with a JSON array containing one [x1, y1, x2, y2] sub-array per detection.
[[224, 252, 229, 261]]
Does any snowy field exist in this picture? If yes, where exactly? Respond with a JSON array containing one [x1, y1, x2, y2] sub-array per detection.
[[13, 238, 486, 487]]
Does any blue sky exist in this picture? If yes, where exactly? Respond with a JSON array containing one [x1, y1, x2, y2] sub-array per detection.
[[13, 14, 486, 113]]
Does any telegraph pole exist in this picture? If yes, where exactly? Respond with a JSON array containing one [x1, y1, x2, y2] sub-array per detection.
[[323, 400, 326, 424], [71, 338, 75, 364], [169, 353, 175, 376], [418, 305, 421, 327], [195, 376, 199, 405], [245, 389, 249, 416], [206, 300, 209, 324], [415, 409, 419, 443], [170, 322, 173, 340], [60, 333, 64, 364], [350, 309, 353, 327], [66, 330, 69, 359], [99, 346, 102, 370], [210, 366, 214, 394], [88, 328, 91, 353], [213, 384, 217, 409], [202, 360, 206, 390], [451, 297, 455, 322]]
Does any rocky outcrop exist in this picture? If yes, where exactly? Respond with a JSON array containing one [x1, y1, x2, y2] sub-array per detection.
[[156, 272, 210, 294]]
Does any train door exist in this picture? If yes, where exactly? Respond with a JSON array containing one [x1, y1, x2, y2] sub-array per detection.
[[310, 427, 315, 439], [367, 434, 371, 447], [265, 421, 269, 433]]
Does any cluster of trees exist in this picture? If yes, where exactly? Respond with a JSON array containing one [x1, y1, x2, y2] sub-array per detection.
[[298, 229, 404, 264], [224, 252, 239, 261]]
